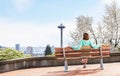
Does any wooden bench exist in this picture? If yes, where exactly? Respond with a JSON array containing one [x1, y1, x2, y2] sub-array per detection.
[[55, 45, 110, 71]]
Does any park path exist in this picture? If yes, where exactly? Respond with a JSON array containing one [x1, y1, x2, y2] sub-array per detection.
[[0, 62, 120, 76]]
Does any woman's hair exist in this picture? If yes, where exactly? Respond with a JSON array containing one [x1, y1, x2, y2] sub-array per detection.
[[83, 33, 89, 40]]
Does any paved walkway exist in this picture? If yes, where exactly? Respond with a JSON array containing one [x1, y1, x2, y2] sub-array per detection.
[[0, 62, 120, 76]]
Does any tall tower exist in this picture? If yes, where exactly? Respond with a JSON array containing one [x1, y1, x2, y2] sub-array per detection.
[[15, 44, 20, 51]]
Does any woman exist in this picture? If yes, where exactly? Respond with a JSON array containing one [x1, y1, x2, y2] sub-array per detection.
[[67, 33, 100, 68]]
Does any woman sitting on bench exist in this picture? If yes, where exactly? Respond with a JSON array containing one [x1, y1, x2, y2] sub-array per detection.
[[67, 33, 100, 68]]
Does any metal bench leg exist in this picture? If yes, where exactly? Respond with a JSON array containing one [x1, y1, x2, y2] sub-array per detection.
[[100, 47, 104, 70], [100, 58, 104, 70], [63, 48, 68, 72], [64, 60, 68, 72]]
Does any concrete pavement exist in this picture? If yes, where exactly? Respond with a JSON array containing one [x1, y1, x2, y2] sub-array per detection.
[[0, 62, 120, 76]]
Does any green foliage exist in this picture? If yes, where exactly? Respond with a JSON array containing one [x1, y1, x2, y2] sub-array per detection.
[[118, 47, 120, 51], [46, 54, 55, 57], [44, 45, 52, 56], [0, 48, 31, 61]]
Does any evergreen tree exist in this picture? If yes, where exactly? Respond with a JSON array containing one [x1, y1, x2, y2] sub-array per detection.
[[44, 45, 52, 56]]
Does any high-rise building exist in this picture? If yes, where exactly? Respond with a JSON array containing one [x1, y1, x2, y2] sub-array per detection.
[[26, 46, 33, 55], [15, 44, 20, 51]]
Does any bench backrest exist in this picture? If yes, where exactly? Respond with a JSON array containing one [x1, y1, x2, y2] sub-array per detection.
[[55, 46, 110, 60]]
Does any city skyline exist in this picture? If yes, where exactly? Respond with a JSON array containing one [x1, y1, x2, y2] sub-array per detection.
[[0, 0, 119, 47]]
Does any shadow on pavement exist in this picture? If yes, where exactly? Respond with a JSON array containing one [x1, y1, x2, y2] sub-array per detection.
[[42, 68, 101, 76]]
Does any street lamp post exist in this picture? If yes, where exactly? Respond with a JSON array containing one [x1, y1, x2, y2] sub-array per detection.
[[58, 24, 68, 72], [58, 24, 65, 48]]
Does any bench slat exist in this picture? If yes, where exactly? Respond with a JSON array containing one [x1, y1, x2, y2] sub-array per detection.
[[56, 55, 110, 60], [55, 49, 110, 53], [55, 51, 110, 54], [56, 52, 110, 58], [55, 51, 110, 57], [56, 54, 109, 57], [55, 46, 110, 51]]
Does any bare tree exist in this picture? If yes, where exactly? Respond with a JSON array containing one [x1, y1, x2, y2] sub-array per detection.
[[70, 16, 98, 45], [103, 0, 120, 47], [96, 23, 105, 43], [96, 22, 110, 44]]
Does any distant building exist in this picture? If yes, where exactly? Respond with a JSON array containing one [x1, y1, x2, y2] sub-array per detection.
[[51, 45, 55, 54], [15, 44, 20, 51], [26, 46, 33, 55], [17, 46, 54, 57]]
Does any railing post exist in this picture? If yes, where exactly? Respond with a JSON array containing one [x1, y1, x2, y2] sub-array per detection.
[[100, 46, 104, 70]]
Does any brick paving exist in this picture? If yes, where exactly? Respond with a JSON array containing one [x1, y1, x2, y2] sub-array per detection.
[[0, 62, 120, 76]]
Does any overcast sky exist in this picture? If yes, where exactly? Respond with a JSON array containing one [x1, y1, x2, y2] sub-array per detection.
[[0, 0, 119, 47]]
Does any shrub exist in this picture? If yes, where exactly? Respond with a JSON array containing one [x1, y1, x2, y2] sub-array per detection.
[[118, 47, 120, 51], [0, 48, 31, 61], [46, 54, 55, 57]]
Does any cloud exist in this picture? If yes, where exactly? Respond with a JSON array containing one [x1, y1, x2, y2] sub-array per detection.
[[0, 17, 75, 47], [11, 0, 35, 12], [101, 0, 120, 4], [102, 0, 113, 4]]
